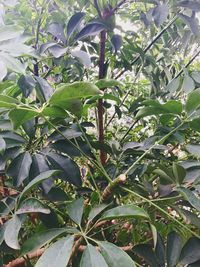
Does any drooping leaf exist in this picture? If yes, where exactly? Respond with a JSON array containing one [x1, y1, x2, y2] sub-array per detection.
[[172, 163, 186, 185], [48, 23, 66, 42], [4, 215, 22, 249], [7, 152, 32, 187], [75, 22, 107, 40], [67, 12, 85, 39], [178, 1, 200, 11], [48, 45, 67, 58], [100, 204, 149, 221], [35, 235, 74, 267], [30, 153, 53, 194], [133, 244, 159, 267], [71, 50, 91, 68], [49, 82, 100, 109], [19, 170, 58, 201], [176, 187, 200, 211], [99, 241, 136, 267], [179, 237, 200, 265], [35, 76, 54, 102], [166, 77, 180, 94], [182, 74, 195, 94], [18, 75, 36, 97], [166, 231, 182, 267], [88, 204, 110, 221], [9, 107, 39, 130], [16, 198, 50, 214], [20, 228, 76, 255], [111, 34, 122, 53], [186, 88, 200, 114], [80, 244, 108, 267], [191, 72, 200, 83], [179, 13, 200, 36], [155, 233, 165, 267], [0, 94, 19, 108], [67, 198, 84, 225], [153, 3, 169, 27], [47, 153, 82, 187], [42, 106, 67, 118]]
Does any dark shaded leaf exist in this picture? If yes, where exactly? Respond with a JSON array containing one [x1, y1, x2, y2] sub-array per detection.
[[179, 13, 200, 36], [67, 12, 85, 39], [177, 1, 200, 11], [166, 232, 182, 267], [75, 22, 107, 41], [18, 75, 36, 97], [133, 244, 159, 267], [7, 152, 32, 187], [176, 187, 200, 211], [111, 34, 122, 53], [153, 3, 169, 27], [179, 237, 200, 265], [47, 153, 82, 187], [35, 76, 54, 102]]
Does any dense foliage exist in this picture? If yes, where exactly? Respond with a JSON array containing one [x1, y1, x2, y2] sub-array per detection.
[[1, 0, 200, 266]]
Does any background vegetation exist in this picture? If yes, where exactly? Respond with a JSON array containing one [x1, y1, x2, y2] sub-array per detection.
[[1, 0, 200, 266]]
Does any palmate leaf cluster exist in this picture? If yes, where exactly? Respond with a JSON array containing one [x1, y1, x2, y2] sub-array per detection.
[[1, 0, 200, 266]]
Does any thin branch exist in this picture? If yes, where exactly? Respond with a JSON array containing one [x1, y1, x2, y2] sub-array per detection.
[[94, 0, 102, 18], [110, 0, 128, 16]]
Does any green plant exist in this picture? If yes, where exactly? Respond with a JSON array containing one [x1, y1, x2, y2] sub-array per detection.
[[1, 0, 200, 266]]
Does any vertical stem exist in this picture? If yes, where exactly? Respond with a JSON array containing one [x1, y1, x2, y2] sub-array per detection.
[[98, 30, 107, 165]]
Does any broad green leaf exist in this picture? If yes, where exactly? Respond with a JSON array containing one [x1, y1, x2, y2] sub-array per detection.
[[67, 198, 84, 225], [166, 232, 182, 267], [100, 204, 149, 221], [19, 170, 58, 202], [88, 204, 110, 221], [42, 106, 67, 118], [99, 241, 136, 267], [35, 235, 74, 267], [136, 106, 167, 118], [49, 82, 100, 109], [186, 88, 200, 114], [16, 198, 50, 214], [7, 152, 32, 187], [20, 228, 76, 255], [0, 94, 19, 108], [177, 208, 200, 229], [9, 107, 39, 129], [190, 118, 200, 131], [80, 244, 108, 267], [176, 187, 200, 211], [95, 79, 123, 89], [4, 215, 22, 249], [182, 74, 195, 93], [172, 163, 186, 185], [179, 237, 200, 265]]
